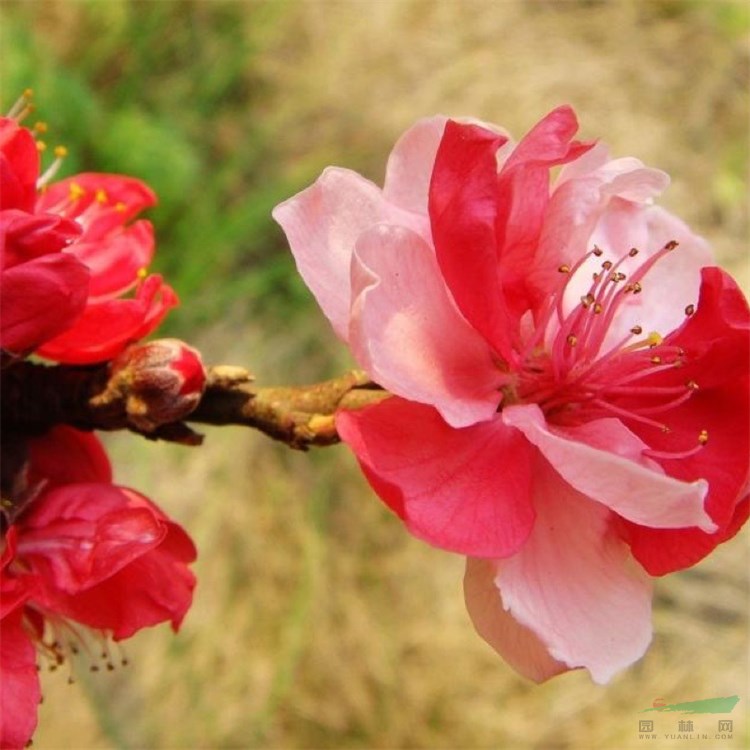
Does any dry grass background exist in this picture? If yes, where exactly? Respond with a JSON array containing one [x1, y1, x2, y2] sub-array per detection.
[[15, 1, 749, 748]]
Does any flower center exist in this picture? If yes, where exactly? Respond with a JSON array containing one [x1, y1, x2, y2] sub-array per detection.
[[505, 241, 707, 459]]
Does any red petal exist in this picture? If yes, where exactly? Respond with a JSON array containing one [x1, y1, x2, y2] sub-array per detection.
[[36, 274, 178, 364], [70, 220, 155, 298], [27, 426, 112, 487], [0, 608, 40, 750], [336, 397, 536, 557], [1, 209, 82, 266], [619, 267, 750, 574], [37, 173, 156, 226], [0, 118, 39, 213], [19, 484, 167, 592], [0, 253, 90, 352], [429, 120, 516, 361], [493, 106, 594, 314]]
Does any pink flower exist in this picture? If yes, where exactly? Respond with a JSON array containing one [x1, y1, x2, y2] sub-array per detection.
[[0, 426, 197, 749], [0, 115, 177, 363], [274, 106, 750, 683]]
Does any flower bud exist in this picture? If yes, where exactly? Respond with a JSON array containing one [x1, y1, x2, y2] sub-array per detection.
[[110, 338, 206, 432]]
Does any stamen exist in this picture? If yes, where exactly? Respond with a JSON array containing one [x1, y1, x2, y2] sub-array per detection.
[[643, 429, 708, 460], [37, 145, 68, 189], [6, 88, 34, 120], [684, 304, 695, 317]]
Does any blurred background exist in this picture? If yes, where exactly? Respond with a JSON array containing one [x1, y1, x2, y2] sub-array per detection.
[[1, 1, 748, 748]]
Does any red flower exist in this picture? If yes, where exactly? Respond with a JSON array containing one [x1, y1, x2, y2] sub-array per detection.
[[275, 107, 750, 682], [0, 119, 90, 354], [0, 427, 197, 750], [0, 114, 177, 364]]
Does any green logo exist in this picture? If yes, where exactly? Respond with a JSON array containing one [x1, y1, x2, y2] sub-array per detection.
[[641, 696, 740, 715]]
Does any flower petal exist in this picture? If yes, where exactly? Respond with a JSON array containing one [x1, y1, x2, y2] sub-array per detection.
[[429, 119, 515, 360], [502, 403, 714, 532], [0, 253, 90, 353], [36, 173, 157, 229], [617, 267, 750, 574], [0, 609, 40, 750], [350, 224, 501, 427], [19, 484, 167, 592], [464, 557, 569, 683], [497, 458, 653, 684], [531, 158, 670, 308], [37, 274, 178, 364], [71, 220, 155, 298], [28, 426, 113, 487], [0, 117, 39, 213], [383, 116, 448, 215], [273, 167, 426, 340], [336, 397, 536, 557]]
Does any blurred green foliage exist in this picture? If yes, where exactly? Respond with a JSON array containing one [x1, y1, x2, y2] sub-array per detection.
[[1, 0, 315, 333]]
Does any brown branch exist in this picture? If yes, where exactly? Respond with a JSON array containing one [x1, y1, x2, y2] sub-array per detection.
[[1, 360, 391, 450]]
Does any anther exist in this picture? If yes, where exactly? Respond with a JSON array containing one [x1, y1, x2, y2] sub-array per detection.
[[36, 140, 47, 152], [592, 246, 603, 257], [628, 248, 639, 257], [684, 304, 695, 316], [602, 260, 613, 270], [33, 121, 48, 134], [593, 303, 603, 314], [558, 264, 570, 274], [687, 380, 699, 391], [632, 282, 642, 294], [566, 334, 578, 347], [53, 145, 68, 158], [95, 189, 108, 204], [664, 240, 679, 251], [115, 201, 127, 212], [630, 325, 643, 335], [698, 429, 709, 445], [69, 182, 85, 201], [647, 332, 663, 347], [650, 356, 661, 364], [581, 293, 595, 308]]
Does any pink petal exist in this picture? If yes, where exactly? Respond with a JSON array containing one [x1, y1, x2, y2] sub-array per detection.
[[336, 398, 536, 557], [464, 557, 569, 683], [383, 116, 448, 215], [497, 458, 653, 684], [531, 158, 670, 308], [0, 609, 40, 750], [350, 224, 501, 427], [0, 253, 90, 353], [502, 404, 714, 532], [273, 167, 426, 340], [588, 204, 713, 347]]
